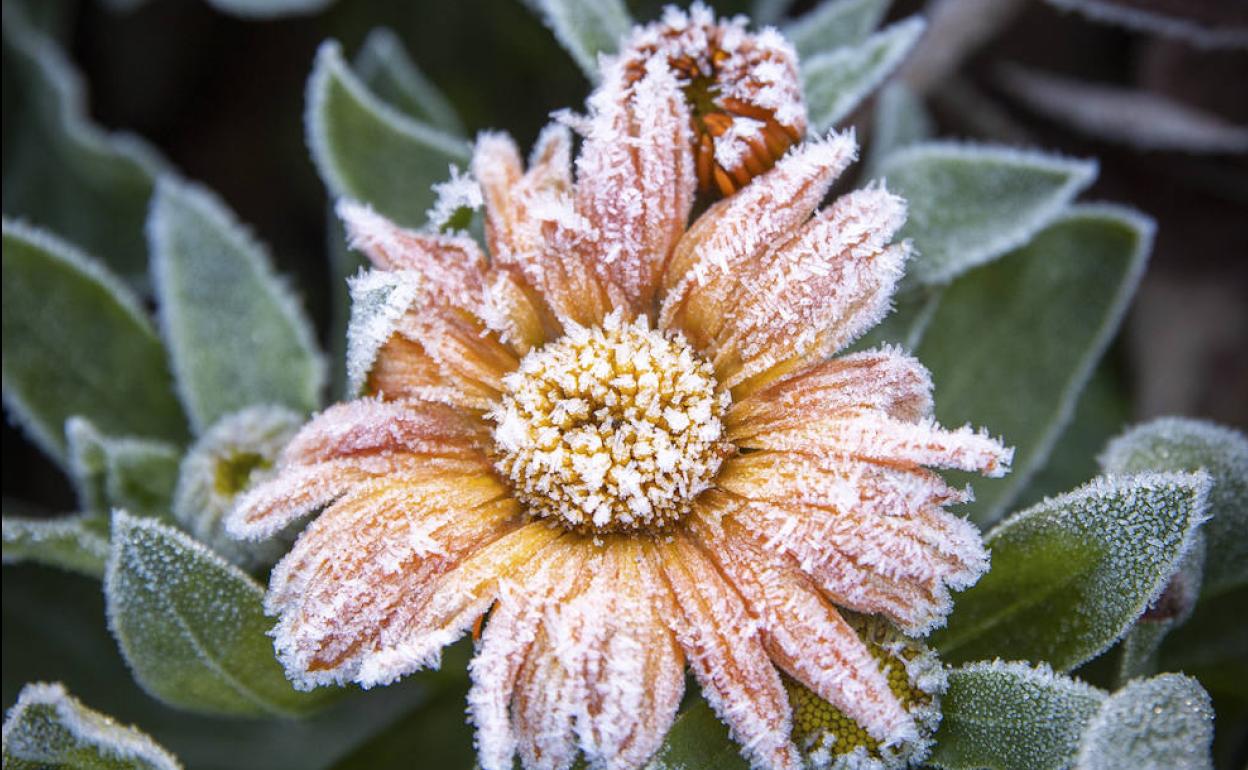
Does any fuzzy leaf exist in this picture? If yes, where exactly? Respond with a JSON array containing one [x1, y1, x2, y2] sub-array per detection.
[[1043, 0, 1248, 50], [306, 40, 471, 229], [863, 81, 932, 178], [525, 0, 631, 81], [933, 472, 1211, 670], [104, 511, 335, 717], [352, 28, 463, 135], [1, 513, 109, 579], [1100, 418, 1248, 597], [930, 661, 1105, 770], [2, 682, 181, 770], [148, 177, 324, 434], [878, 143, 1097, 287], [643, 698, 750, 770], [803, 17, 926, 132], [1, 221, 186, 464], [1, 3, 166, 285], [172, 405, 303, 571], [200, 0, 333, 20], [1115, 529, 1205, 683], [66, 417, 180, 520], [752, 0, 794, 26], [917, 205, 1152, 524], [784, 0, 893, 60], [1074, 674, 1214, 769]]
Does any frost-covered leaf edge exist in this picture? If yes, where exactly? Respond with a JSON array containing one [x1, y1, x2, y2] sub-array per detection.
[[524, 0, 632, 81]]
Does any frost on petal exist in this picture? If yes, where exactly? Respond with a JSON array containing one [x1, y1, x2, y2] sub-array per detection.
[[660, 132, 857, 349], [712, 185, 910, 395], [575, 54, 696, 315], [474, 125, 614, 331], [263, 472, 521, 689], [714, 453, 989, 635], [688, 506, 917, 747], [226, 398, 490, 540], [652, 533, 801, 770]]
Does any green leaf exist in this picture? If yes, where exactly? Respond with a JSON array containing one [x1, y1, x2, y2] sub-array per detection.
[[306, 40, 471, 229], [2, 682, 182, 770], [2, 513, 109, 579], [104, 511, 335, 717], [1, 3, 166, 285], [1, 221, 186, 464], [172, 405, 303, 571], [148, 177, 325, 434], [199, 0, 333, 20], [1116, 531, 1205, 683], [878, 143, 1097, 287], [932, 472, 1211, 670], [1100, 418, 1248, 597], [803, 17, 925, 132], [863, 81, 932, 178], [785, 0, 893, 60], [752, 0, 794, 26], [66, 417, 181, 520], [930, 661, 1106, 770], [1074, 674, 1214, 770], [352, 28, 463, 136], [916, 205, 1152, 524], [643, 698, 749, 770], [524, 0, 631, 81]]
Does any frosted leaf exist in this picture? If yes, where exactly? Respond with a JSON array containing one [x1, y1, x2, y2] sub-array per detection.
[[1116, 531, 1205, 682], [932, 472, 1212, 671], [352, 27, 463, 135], [148, 177, 326, 433], [2, 513, 109, 579], [656, 535, 801, 770], [306, 41, 471, 229], [1043, 0, 1248, 49], [2, 682, 182, 770], [915, 204, 1153, 525], [343, 269, 423, 397], [172, 405, 304, 571], [104, 511, 336, 716], [1100, 417, 1248, 597], [2, 221, 186, 464], [783, 0, 894, 60], [526, 0, 632, 80], [929, 661, 1106, 770], [2, 3, 168, 284], [999, 65, 1248, 154], [65, 416, 181, 520], [802, 17, 926, 132], [876, 142, 1097, 287], [1074, 674, 1214, 770]]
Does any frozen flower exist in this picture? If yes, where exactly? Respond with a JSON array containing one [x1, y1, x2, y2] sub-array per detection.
[[615, 2, 807, 197], [227, 42, 1010, 770]]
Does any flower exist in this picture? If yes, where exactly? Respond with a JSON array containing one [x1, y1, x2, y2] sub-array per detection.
[[616, 3, 807, 197], [226, 35, 1011, 770]]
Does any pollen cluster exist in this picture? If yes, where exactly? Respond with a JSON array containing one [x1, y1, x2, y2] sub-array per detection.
[[489, 312, 728, 533]]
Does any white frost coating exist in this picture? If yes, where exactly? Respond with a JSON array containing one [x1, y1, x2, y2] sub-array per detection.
[[1100, 416, 1248, 597], [342, 268, 423, 396], [1, 513, 110, 574], [2, 682, 182, 770], [528, 0, 633, 80], [1074, 674, 1214, 770], [999, 65, 1248, 154], [424, 164, 484, 232]]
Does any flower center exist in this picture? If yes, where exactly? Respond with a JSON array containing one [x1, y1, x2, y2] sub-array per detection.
[[489, 313, 729, 533]]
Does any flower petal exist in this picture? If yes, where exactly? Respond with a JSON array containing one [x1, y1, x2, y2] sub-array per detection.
[[712, 185, 910, 395], [227, 399, 492, 540], [688, 503, 917, 745], [660, 133, 857, 349], [264, 472, 520, 689], [652, 533, 800, 770], [577, 55, 696, 315]]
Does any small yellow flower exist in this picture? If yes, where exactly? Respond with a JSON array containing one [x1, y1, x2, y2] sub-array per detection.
[[228, 33, 1009, 770]]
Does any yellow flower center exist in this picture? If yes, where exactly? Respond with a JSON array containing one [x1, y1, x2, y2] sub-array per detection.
[[489, 312, 728, 533]]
